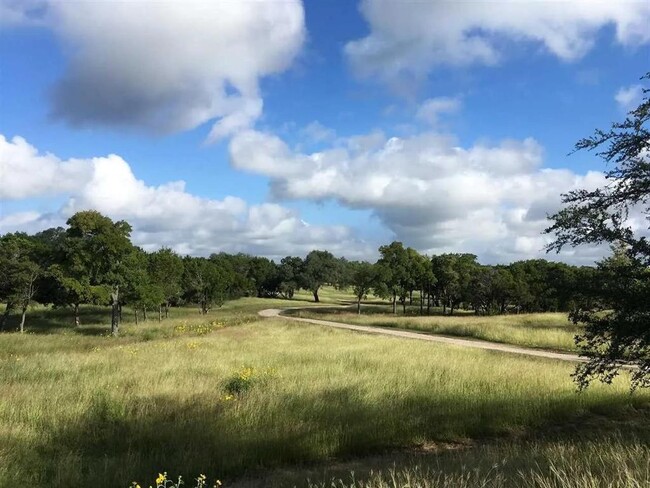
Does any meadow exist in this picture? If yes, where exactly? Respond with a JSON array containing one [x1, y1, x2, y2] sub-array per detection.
[[291, 305, 580, 353], [0, 292, 648, 487]]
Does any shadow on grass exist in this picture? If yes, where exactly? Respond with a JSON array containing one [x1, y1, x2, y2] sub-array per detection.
[[1, 306, 112, 333], [286, 304, 474, 318], [7, 381, 648, 488]]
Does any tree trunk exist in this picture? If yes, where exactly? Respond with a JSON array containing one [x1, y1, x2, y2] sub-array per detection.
[[450, 301, 455, 316], [74, 303, 80, 327], [143, 306, 148, 321], [392, 292, 396, 314], [165, 303, 169, 319], [443, 300, 447, 315], [409, 290, 413, 305], [158, 305, 162, 322], [20, 305, 27, 333], [134, 308, 139, 325], [313, 289, 320, 303], [1, 303, 14, 331], [419, 288, 424, 315], [357, 297, 361, 315], [402, 299, 406, 314], [110, 286, 119, 337], [427, 285, 431, 316]]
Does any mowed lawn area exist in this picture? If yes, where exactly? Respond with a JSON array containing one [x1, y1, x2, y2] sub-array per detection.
[[0, 295, 648, 488], [292, 305, 581, 353]]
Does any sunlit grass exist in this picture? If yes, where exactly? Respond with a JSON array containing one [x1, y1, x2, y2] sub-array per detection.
[[1, 299, 647, 487], [293, 307, 580, 352]]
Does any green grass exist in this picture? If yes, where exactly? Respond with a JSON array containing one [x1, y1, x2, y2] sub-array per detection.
[[292, 306, 580, 353], [0, 297, 648, 488]]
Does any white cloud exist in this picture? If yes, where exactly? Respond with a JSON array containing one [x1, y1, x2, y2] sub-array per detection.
[[416, 97, 461, 125], [615, 84, 645, 112], [0, 135, 93, 199], [0, 134, 371, 260], [229, 127, 608, 263], [301, 121, 337, 144], [6, 0, 305, 142], [346, 0, 650, 85]]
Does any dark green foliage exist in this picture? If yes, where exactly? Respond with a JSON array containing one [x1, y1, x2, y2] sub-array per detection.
[[278, 256, 303, 299], [0, 233, 41, 332], [431, 253, 479, 315], [1, 213, 595, 334], [546, 72, 650, 390], [300, 250, 340, 302], [182, 257, 232, 314], [376, 242, 411, 313], [349, 261, 377, 314], [148, 248, 184, 312], [247, 256, 281, 298]]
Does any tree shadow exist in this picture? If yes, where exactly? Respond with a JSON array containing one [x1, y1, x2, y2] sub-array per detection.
[[10, 380, 648, 488]]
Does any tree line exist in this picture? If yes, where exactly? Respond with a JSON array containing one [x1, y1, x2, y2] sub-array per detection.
[[0, 210, 595, 335], [3, 73, 646, 389]]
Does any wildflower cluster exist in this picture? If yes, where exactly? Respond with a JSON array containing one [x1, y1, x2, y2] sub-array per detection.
[[174, 320, 225, 336], [130, 472, 222, 488], [223, 366, 277, 397]]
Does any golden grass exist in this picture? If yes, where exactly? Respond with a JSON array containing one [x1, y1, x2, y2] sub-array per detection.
[[0, 299, 647, 488], [294, 308, 580, 352]]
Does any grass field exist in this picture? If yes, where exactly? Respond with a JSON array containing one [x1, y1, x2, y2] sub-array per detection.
[[0, 294, 648, 488], [291, 306, 580, 353]]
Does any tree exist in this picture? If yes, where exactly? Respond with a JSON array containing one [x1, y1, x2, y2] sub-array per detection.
[[0, 233, 41, 332], [300, 250, 339, 302], [408, 249, 435, 315], [278, 256, 303, 299], [431, 254, 478, 315], [247, 256, 280, 298], [149, 248, 184, 318], [64, 211, 134, 336], [120, 248, 160, 323], [546, 72, 650, 390], [183, 257, 231, 314], [377, 242, 410, 314], [349, 262, 376, 314]]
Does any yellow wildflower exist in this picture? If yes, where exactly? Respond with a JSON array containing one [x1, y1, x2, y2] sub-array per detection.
[[155, 472, 166, 485]]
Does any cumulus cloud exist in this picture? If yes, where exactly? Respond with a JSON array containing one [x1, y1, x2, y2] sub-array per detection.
[[5, 0, 305, 141], [346, 0, 650, 85], [615, 84, 645, 112], [0, 135, 93, 199], [0, 134, 370, 259], [301, 121, 337, 144], [229, 128, 608, 263], [416, 97, 461, 126]]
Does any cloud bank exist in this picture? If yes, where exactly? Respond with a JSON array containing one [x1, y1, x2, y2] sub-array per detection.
[[229, 126, 608, 263], [0, 134, 370, 259], [346, 0, 650, 85]]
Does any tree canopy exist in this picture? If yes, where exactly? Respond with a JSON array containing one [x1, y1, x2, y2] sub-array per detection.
[[546, 72, 650, 390]]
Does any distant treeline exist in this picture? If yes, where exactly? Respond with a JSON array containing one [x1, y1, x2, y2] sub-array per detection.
[[1, 210, 595, 334]]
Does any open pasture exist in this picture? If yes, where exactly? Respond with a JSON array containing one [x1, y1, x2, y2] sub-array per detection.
[[0, 298, 648, 488]]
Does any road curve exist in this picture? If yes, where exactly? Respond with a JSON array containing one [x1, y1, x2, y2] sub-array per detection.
[[258, 308, 586, 363]]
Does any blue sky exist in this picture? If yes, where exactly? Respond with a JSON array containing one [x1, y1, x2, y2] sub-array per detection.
[[0, 0, 648, 263]]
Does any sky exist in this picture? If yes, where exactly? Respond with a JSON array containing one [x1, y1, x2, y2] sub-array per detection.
[[0, 0, 648, 264]]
